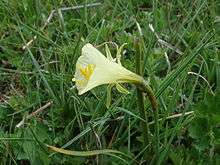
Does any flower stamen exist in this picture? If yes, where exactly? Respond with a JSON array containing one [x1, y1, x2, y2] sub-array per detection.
[[79, 64, 96, 80]]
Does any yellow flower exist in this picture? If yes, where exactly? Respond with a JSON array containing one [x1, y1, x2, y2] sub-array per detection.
[[73, 43, 144, 95]]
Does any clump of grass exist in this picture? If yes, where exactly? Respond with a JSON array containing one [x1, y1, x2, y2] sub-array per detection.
[[0, 0, 219, 164]]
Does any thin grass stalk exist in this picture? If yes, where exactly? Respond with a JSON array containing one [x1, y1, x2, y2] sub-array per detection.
[[134, 38, 149, 160]]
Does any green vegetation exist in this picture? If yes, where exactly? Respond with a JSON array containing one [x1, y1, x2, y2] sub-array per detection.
[[0, 0, 219, 164]]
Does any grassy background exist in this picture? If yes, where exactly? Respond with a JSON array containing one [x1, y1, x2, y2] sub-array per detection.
[[0, 0, 219, 164]]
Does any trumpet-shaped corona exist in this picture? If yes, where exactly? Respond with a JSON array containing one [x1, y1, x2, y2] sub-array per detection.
[[73, 43, 144, 95]]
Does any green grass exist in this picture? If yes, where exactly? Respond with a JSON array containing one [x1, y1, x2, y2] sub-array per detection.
[[0, 0, 219, 164]]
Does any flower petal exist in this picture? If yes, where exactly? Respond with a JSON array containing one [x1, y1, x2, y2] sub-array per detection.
[[74, 43, 144, 95]]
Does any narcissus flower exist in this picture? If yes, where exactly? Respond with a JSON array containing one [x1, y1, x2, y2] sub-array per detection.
[[73, 43, 144, 95], [72, 42, 158, 153]]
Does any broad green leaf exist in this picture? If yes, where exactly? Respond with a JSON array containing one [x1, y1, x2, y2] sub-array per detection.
[[189, 92, 220, 151]]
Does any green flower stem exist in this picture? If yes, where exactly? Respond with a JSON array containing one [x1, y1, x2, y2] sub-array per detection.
[[134, 38, 159, 161], [136, 88, 149, 143], [140, 81, 159, 161], [135, 80, 159, 162]]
